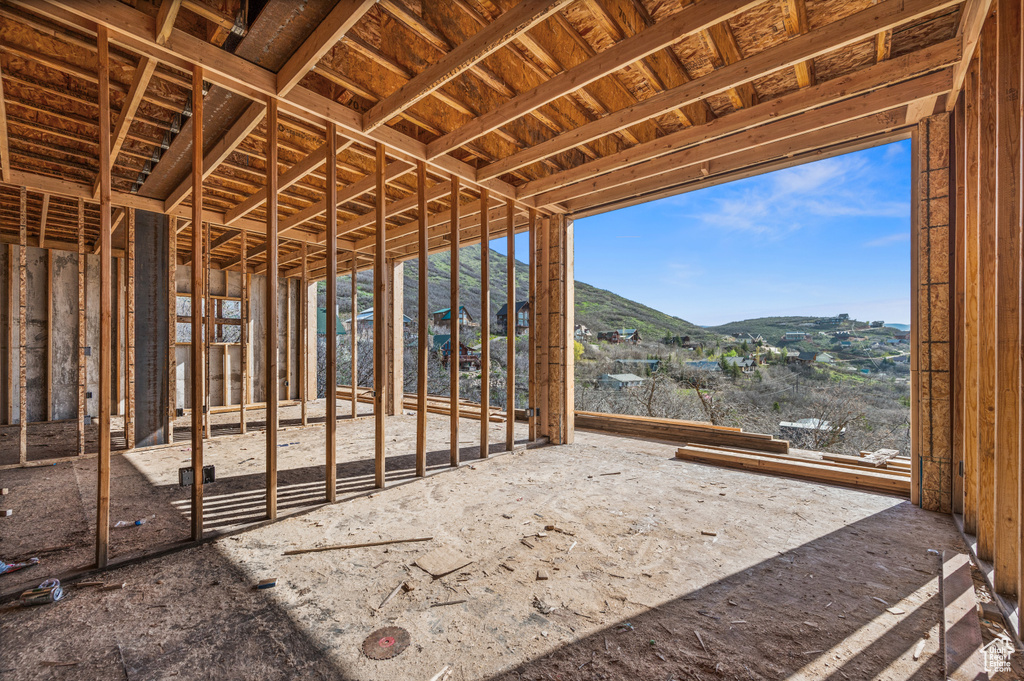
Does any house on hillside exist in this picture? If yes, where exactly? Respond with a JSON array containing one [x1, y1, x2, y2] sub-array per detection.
[[597, 373, 645, 391], [597, 329, 641, 344], [432, 306, 474, 332], [783, 331, 810, 342], [435, 336, 480, 370], [684, 360, 722, 372], [788, 350, 821, 365], [615, 358, 661, 374], [346, 308, 413, 335], [722, 356, 757, 373], [574, 324, 593, 342], [316, 308, 348, 336], [779, 418, 846, 447], [871, 320, 885, 328], [496, 301, 529, 335]]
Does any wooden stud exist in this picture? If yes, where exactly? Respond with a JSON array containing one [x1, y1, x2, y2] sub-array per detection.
[[506, 198, 515, 451], [168, 216, 176, 443], [952, 92, 965, 517], [77, 199, 85, 456], [97, 26, 112, 568], [113, 256, 121, 417], [18, 187, 26, 463], [351, 251, 358, 420], [993, 0, 1020, 598], [286, 276, 293, 403], [3, 246, 9, 426], [910, 123, 921, 508], [527, 208, 536, 442], [374, 142, 387, 489], [239, 230, 247, 435], [45, 248, 52, 422], [300, 244, 308, 426], [189, 65, 205, 543], [539, 218, 551, 439], [976, 12, 997, 561], [266, 98, 279, 520], [38, 194, 49, 248], [416, 160, 427, 478], [563, 215, 574, 445], [450, 176, 461, 467], [326, 122, 338, 502], [964, 55, 981, 535], [204, 221, 212, 439], [125, 209, 135, 449], [479, 188, 490, 459]]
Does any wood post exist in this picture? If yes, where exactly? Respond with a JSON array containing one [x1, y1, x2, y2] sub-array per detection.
[[993, 0, 1020, 598], [538, 218, 550, 439], [385, 258, 403, 417], [2, 245, 9, 426], [77, 199, 85, 456], [168, 217, 176, 443], [96, 27, 112, 567], [204, 221, 211, 439], [416, 160, 427, 478], [976, 13, 997, 560], [18, 187, 25, 463], [266, 98, 279, 519], [189, 64, 204, 542], [527, 208, 536, 442], [963, 53, 980, 536], [125, 209, 135, 449], [449, 177, 460, 467], [952, 92, 965, 517], [350, 250, 357, 419], [239, 230, 247, 434], [479, 189, 490, 459], [326, 123, 338, 501], [374, 142, 387, 488], [45, 249, 52, 423], [505, 197, 515, 451], [300, 244, 308, 427]]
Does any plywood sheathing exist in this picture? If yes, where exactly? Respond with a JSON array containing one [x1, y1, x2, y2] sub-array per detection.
[[914, 112, 953, 514]]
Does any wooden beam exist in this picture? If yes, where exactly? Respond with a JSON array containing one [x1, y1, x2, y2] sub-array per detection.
[[450, 176, 460, 468], [505, 197, 515, 452], [37, 193, 49, 247], [77, 198, 85, 456], [0, 59, 11, 181], [277, 0, 376, 95], [96, 26, 112, 569], [164, 101, 266, 212], [125, 208, 134, 449], [325, 122, 337, 502], [700, 16, 758, 109], [92, 56, 156, 199], [168, 217, 175, 443], [539, 69, 952, 208], [239, 229, 247, 435], [203, 220, 211, 439], [189, 64, 204, 543], [374, 142, 386, 489], [781, 0, 815, 87], [876, 30, 892, 63], [416, 160, 427, 478], [155, 0, 183, 45], [44, 248, 52, 423], [975, 11, 996, 562], [946, 0, 996, 110], [479, 188, 490, 459], [300, 243, 308, 426], [952, 92, 965, 517], [265, 98, 279, 519], [993, 0, 1020, 598], [364, 0, 572, 132], [480, 0, 961, 180], [424, 0, 760, 159]]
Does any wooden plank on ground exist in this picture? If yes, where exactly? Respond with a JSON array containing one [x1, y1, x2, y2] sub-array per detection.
[[674, 446, 909, 496], [941, 551, 990, 681]]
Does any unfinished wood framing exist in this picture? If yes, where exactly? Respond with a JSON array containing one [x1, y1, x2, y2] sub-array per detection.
[[77, 199, 85, 456], [374, 142, 386, 489], [479, 188, 490, 459], [96, 26, 112, 568], [416, 160, 427, 478], [125, 208, 134, 449], [266, 98, 279, 520], [326, 123, 338, 501], [505, 198, 515, 451], [189, 64, 204, 543], [450, 177, 460, 468]]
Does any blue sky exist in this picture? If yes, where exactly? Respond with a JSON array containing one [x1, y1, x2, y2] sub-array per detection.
[[570, 140, 912, 327], [488, 139, 911, 327]]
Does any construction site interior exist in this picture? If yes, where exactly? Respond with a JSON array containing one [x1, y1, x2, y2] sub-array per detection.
[[0, 0, 1021, 679]]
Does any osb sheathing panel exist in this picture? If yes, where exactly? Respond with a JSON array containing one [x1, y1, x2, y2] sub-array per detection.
[[916, 112, 953, 514]]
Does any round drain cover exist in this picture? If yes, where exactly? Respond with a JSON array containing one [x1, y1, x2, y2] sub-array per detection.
[[361, 626, 410, 660]]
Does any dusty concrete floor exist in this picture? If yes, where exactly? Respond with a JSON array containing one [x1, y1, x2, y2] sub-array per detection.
[[1, 410, 965, 680]]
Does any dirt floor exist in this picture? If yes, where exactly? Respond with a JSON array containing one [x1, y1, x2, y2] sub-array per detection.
[[1, 407, 971, 680]]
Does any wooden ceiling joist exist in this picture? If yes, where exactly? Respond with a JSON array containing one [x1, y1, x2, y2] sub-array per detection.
[[423, 0, 760, 160], [154, 0, 183, 45], [0, 59, 10, 182], [945, 0, 993, 109], [362, 0, 573, 133], [478, 0, 961, 181], [781, 0, 815, 87], [92, 55, 156, 198]]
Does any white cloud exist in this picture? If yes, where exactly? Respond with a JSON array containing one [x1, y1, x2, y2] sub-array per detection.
[[864, 232, 910, 247]]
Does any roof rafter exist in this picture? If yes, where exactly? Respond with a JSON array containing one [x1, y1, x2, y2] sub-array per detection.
[[276, 0, 377, 95], [781, 0, 815, 87], [92, 55, 156, 199], [423, 0, 760, 160], [154, 0, 182, 45], [363, 0, 573, 132], [0, 60, 10, 181], [479, 0, 961, 181], [945, 0, 994, 109]]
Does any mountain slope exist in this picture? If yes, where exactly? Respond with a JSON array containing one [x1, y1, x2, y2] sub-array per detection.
[[574, 280, 712, 341]]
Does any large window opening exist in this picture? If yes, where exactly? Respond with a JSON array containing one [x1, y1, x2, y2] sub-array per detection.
[[575, 141, 912, 456]]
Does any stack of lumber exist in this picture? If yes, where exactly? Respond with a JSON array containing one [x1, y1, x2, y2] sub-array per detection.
[[575, 411, 789, 454], [675, 445, 910, 497], [821, 449, 911, 472]]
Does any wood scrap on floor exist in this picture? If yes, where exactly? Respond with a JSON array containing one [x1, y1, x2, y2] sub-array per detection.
[[414, 546, 473, 578]]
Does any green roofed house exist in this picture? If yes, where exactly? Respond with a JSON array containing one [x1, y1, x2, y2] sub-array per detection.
[[431, 306, 475, 332], [316, 308, 348, 336]]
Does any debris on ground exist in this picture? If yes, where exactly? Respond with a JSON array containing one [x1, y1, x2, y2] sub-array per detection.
[[0, 557, 39, 575], [414, 546, 473, 578], [361, 626, 410, 660], [20, 578, 63, 605], [256, 578, 276, 590]]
